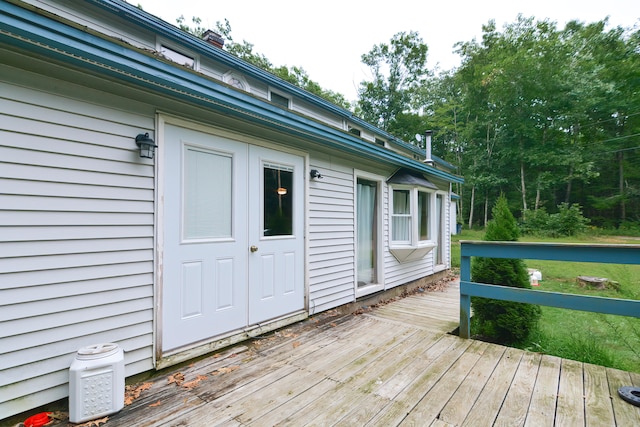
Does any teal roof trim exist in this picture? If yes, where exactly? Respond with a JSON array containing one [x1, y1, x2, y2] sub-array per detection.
[[0, 1, 463, 184], [88, 0, 442, 161]]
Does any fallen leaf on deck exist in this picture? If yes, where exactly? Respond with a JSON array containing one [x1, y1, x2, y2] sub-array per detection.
[[167, 372, 185, 386], [330, 323, 337, 327], [215, 365, 240, 375], [49, 411, 67, 421], [183, 375, 208, 389], [292, 341, 301, 348], [124, 382, 153, 405], [149, 400, 162, 407], [74, 416, 109, 426]]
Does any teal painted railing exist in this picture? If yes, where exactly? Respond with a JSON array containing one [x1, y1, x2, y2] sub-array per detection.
[[459, 241, 640, 339]]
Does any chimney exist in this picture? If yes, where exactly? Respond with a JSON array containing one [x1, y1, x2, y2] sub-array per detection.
[[424, 130, 433, 165], [202, 30, 224, 48]]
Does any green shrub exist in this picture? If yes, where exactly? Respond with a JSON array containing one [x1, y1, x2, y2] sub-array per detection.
[[471, 195, 541, 344], [520, 203, 589, 237], [519, 208, 550, 235]]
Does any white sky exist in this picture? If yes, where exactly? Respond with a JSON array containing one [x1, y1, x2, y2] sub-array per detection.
[[135, 0, 639, 101]]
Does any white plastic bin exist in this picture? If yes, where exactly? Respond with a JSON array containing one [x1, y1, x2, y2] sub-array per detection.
[[69, 343, 124, 423]]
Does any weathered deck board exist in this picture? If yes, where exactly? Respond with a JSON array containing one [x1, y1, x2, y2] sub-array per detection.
[[556, 359, 586, 426], [29, 279, 640, 427], [461, 346, 524, 426], [584, 363, 616, 427], [494, 351, 541, 426], [524, 354, 562, 427]]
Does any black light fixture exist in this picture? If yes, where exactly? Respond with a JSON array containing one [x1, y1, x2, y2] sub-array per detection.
[[310, 169, 323, 179], [135, 133, 157, 159]]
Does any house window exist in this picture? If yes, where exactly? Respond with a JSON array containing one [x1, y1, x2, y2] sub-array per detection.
[[160, 44, 195, 68], [356, 172, 384, 297], [391, 189, 411, 243], [349, 127, 362, 136], [263, 163, 293, 237], [391, 188, 433, 246], [357, 178, 379, 286], [223, 71, 249, 92], [183, 146, 232, 240], [270, 91, 290, 109], [434, 194, 444, 265], [418, 191, 430, 241]]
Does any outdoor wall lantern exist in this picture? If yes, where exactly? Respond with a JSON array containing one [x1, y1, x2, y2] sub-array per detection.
[[135, 133, 157, 159], [276, 187, 288, 195], [310, 169, 323, 179]]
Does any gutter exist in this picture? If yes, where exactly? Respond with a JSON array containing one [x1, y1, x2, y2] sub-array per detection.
[[0, 0, 463, 183]]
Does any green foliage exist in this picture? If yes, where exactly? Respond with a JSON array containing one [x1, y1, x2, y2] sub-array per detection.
[[176, 17, 351, 109], [525, 325, 617, 368], [176, 15, 206, 38], [471, 195, 541, 344], [357, 31, 429, 132], [520, 203, 590, 237]]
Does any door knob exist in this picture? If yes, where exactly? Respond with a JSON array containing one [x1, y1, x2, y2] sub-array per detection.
[[250, 245, 258, 253]]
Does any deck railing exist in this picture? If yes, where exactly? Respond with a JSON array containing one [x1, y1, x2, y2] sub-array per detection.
[[459, 241, 640, 339]]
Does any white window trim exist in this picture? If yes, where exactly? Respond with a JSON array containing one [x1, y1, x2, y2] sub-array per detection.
[[389, 185, 438, 263], [354, 170, 385, 298]]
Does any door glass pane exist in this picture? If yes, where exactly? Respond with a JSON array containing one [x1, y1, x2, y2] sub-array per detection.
[[418, 191, 430, 241], [264, 163, 293, 236], [183, 147, 232, 239], [357, 178, 377, 286], [392, 189, 411, 242]]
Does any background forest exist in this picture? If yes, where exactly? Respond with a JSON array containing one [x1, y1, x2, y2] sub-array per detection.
[[180, 15, 640, 229]]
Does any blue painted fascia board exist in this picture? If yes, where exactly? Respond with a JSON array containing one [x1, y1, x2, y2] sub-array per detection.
[[0, 1, 463, 183], [87, 0, 456, 168]]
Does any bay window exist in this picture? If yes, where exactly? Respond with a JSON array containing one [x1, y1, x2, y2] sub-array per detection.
[[391, 187, 435, 247], [387, 168, 443, 263]]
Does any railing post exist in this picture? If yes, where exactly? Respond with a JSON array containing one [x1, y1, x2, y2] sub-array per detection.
[[459, 247, 471, 339]]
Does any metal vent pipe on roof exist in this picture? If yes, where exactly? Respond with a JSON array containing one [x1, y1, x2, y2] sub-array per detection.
[[424, 130, 433, 164]]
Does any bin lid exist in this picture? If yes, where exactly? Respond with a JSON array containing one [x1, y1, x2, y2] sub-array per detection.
[[76, 343, 120, 360]]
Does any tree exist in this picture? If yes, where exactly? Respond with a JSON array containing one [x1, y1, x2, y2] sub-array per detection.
[[176, 17, 352, 109], [471, 195, 541, 344], [357, 31, 429, 133]]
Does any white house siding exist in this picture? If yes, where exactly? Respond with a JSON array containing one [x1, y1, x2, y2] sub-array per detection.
[[307, 156, 356, 314], [0, 65, 155, 417], [307, 154, 453, 312]]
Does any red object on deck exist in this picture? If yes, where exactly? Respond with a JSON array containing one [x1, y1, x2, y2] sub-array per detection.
[[24, 412, 51, 427]]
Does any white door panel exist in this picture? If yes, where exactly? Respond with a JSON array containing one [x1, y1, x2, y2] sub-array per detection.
[[162, 124, 248, 352], [248, 145, 304, 324], [162, 125, 304, 352]]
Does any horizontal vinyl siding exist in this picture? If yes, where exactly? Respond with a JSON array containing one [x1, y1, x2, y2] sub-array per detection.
[[0, 71, 155, 418], [308, 159, 355, 314]]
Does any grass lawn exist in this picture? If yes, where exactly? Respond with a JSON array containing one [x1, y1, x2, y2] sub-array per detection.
[[451, 229, 640, 373]]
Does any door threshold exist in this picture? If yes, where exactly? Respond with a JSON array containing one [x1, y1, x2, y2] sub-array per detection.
[[157, 311, 308, 369]]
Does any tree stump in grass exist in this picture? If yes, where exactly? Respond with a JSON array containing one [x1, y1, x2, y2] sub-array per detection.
[[576, 276, 619, 290]]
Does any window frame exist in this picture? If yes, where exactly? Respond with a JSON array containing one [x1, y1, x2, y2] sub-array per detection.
[[269, 89, 291, 109], [157, 38, 199, 70], [389, 185, 441, 263], [354, 170, 385, 297]]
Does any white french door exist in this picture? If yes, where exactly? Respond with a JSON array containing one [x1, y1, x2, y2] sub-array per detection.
[[161, 124, 304, 353], [247, 145, 305, 324]]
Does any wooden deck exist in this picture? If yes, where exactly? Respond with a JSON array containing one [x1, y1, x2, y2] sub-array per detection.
[[44, 280, 640, 426]]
